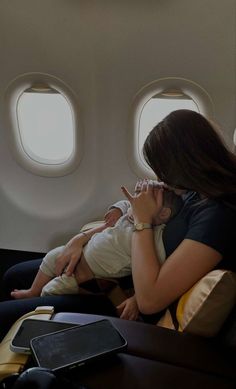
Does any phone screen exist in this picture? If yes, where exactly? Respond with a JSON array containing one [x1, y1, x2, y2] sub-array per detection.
[[30, 319, 127, 371], [11, 319, 78, 353]]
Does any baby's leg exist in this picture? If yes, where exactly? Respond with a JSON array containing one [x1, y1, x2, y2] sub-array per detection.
[[41, 274, 79, 296], [11, 246, 65, 299], [11, 270, 52, 299], [42, 253, 94, 296]]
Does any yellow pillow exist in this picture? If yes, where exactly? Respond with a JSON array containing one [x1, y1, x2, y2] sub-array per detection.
[[176, 269, 236, 337]]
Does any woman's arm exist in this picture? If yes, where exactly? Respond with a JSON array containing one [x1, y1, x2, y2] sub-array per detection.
[[131, 232, 222, 314], [55, 203, 127, 276], [55, 222, 108, 276], [122, 182, 222, 314]]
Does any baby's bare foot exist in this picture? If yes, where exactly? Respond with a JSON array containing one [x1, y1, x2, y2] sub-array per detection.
[[11, 289, 38, 299]]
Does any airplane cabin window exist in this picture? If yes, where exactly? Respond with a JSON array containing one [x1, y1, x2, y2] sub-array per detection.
[[17, 86, 74, 164], [129, 78, 214, 179], [5, 74, 82, 177], [138, 90, 199, 159]]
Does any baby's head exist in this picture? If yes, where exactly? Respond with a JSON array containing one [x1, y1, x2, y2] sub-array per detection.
[[133, 179, 183, 225], [154, 189, 183, 225]]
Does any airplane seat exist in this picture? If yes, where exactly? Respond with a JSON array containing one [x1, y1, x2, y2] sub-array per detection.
[[49, 311, 236, 389], [3, 311, 235, 388], [48, 266, 236, 387]]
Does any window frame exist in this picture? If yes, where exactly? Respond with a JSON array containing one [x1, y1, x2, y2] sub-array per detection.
[[4, 73, 82, 177], [128, 77, 215, 179]]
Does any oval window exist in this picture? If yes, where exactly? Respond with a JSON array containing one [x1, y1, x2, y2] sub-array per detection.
[[128, 78, 214, 178], [17, 85, 74, 164], [138, 90, 199, 159]]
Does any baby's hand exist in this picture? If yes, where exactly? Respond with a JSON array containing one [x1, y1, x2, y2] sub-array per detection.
[[116, 295, 139, 321], [104, 208, 122, 227]]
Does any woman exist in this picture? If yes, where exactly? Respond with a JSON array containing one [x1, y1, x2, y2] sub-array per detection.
[[1, 109, 235, 339], [121, 109, 236, 314]]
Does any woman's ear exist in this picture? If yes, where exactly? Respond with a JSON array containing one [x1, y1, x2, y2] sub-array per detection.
[[159, 207, 172, 222]]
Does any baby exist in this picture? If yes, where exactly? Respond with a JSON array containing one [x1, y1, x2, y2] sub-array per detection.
[[11, 183, 182, 303]]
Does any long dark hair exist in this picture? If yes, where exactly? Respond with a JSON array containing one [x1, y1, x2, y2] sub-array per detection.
[[143, 110, 236, 209]]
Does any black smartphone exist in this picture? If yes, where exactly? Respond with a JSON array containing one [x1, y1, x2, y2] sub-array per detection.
[[30, 319, 127, 372], [10, 319, 79, 354]]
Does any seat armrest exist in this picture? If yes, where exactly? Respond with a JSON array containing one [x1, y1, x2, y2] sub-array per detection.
[[53, 312, 236, 379]]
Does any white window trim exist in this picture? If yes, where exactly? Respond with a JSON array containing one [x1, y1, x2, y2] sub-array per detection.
[[127, 77, 215, 179], [4, 72, 82, 177]]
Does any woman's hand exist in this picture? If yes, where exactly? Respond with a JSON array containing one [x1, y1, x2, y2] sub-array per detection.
[[116, 295, 139, 321], [121, 180, 164, 224], [55, 222, 109, 277], [104, 208, 122, 226], [55, 236, 84, 276]]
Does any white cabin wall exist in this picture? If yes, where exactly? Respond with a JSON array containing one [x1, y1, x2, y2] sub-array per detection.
[[0, 0, 235, 251]]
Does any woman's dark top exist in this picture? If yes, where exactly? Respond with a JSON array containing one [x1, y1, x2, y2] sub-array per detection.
[[163, 191, 235, 271]]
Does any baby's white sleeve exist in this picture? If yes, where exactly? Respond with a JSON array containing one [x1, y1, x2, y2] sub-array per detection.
[[108, 200, 131, 215]]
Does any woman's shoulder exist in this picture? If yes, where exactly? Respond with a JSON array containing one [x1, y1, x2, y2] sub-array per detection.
[[181, 192, 235, 222], [164, 191, 235, 263], [181, 192, 235, 264]]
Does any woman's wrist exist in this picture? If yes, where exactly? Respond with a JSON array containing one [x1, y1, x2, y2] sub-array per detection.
[[133, 222, 153, 232], [79, 231, 90, 245], [133, 217, 153, 224], [69, 223, 107, 248], [70, 232, 88, 246]]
